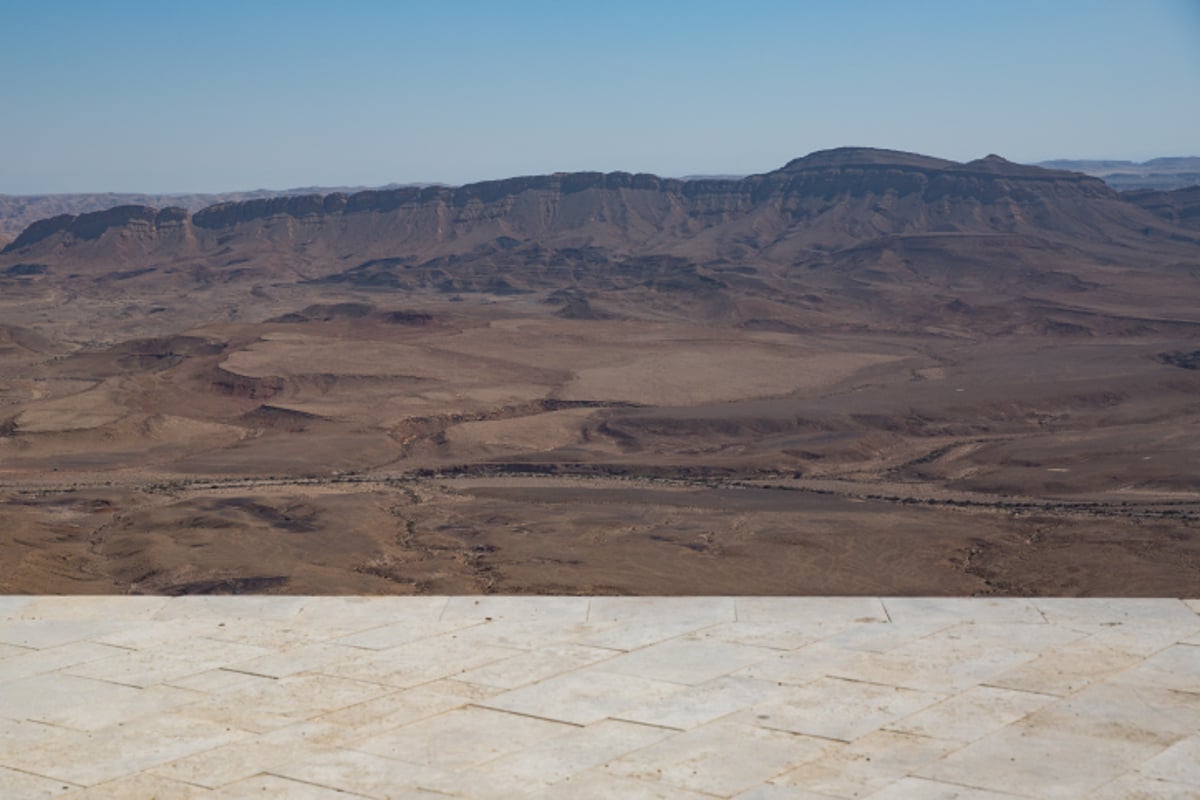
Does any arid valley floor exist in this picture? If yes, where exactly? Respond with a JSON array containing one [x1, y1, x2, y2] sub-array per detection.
[[2, 149, 1199, 596]]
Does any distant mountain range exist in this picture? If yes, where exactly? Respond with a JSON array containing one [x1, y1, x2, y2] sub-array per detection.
[[0, 184, 434, 239], [3, 156, 1196, 239], [2, 147, 1197, 342], [1033, 157, 1200, 191]]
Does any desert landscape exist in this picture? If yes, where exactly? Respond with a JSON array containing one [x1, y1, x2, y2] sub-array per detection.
[[2, 148, 1199, 596]]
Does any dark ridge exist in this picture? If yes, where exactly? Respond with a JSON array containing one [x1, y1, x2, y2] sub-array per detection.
[[0, 147, 1170, 251], [382, 310, 434, 325], [193, 194, 335, 229], [239, 404, 327, 432], [267, 302, 376, 323], [1158, 350, 1200, 370], [5, 213, 76, 251], [106, 335, 226, 358], [160, 575, 290, 595], [954, 155, 1100, 182], [2, 263, 47, 277], [1125, 186, 1200, 229], [776, 147, 959, 172], [4, 205, 187, 251]]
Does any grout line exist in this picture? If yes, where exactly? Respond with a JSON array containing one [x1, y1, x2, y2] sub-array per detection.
[[259, 770, 376, 798], [464, 702, 586, 728]]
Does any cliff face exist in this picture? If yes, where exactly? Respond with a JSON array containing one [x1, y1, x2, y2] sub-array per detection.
[[2, 148, 1192, 272]]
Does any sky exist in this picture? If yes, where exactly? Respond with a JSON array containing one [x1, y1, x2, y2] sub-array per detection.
[[1, 0, 1198, 194]]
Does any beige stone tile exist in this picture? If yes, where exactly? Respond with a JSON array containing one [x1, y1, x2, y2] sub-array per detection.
[[616, 675, 786, 730], [200, 618, 324, 650], [884, 685, 1055, 742], [917, 725, 1167, 799], [100, 616, 306, 652], [0, 642, 33, 659], [0, 674, 198, 731], [1132, 735, 1200, 786], [258, 719, 367, 749], [572, 617, 728, 652], [0, 641, 128, 683], [824, 633, 1040, 694], [166, 668, 276, 694], [222, 642, 358, 679], [419, 719, 676, 798], [180, 673, 392, 733], [1089, 773, 1200, 799], [604, 721, 833, 796], [1110, 644, 1200, 693], [317, 634, 522, 687], [444, 616, 607, 650], [860, 777, 1028, 799], [0, 765, 78, 799], [732, 787, 845, 799], [702, 619, 845, 651], [0, 620, 129, 649], [150, 596, 310, 622], [1032, 681, 1200, 748], [1027, 681, 1200, 748], [479, 666, 687, 725], [815, 620, 952, 654], [1184, 599, 1200, 615], [151, 742, 317, 789], [290, 596, 450, 641], [0, 718, 72, 752], [881, 598, 1045, 626], [315, 681, 482, 739], [984, 639, 1142, 696], [589, 596, 736, 625], [331, 617, 482, 650], [529, 771, 719, 799], [270, 748, 454, 798], [1077, 624, 1199, 658], [92, 620, 217, 650], [769, 730, 964, 798], [199, 774, 375, 798], [64, 638, 272, 688], [775, 623, 1076, 697], [14, 597, 168, 621], [745, 676, 945, 742], [595, 636, 776, 685], [926, 621, 1087, 653], [735, 642, 877, 687], [2, 596, 1196, 800], [0, 597, 35, 620], [1033, 598, 1200, 630], [456, 643, 618, 689], [0, 713, 251, 786], [735, 597, 887, 624], [60, 773, 204, 799], [441, 595, 589, 623], [353, 706, 574, 772], [149, 726, 343, 789]]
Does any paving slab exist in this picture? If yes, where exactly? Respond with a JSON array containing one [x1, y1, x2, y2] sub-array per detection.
[[0, 596, 1196, 798]]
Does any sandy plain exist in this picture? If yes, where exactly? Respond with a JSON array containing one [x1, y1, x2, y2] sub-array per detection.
[[1, 284, 1198, 596]]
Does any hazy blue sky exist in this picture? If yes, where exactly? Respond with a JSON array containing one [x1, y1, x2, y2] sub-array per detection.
[[1, 0, 1197, 193]]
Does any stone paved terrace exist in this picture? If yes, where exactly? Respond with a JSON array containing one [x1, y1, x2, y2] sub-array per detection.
[[0, 597, 1198, 799]]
